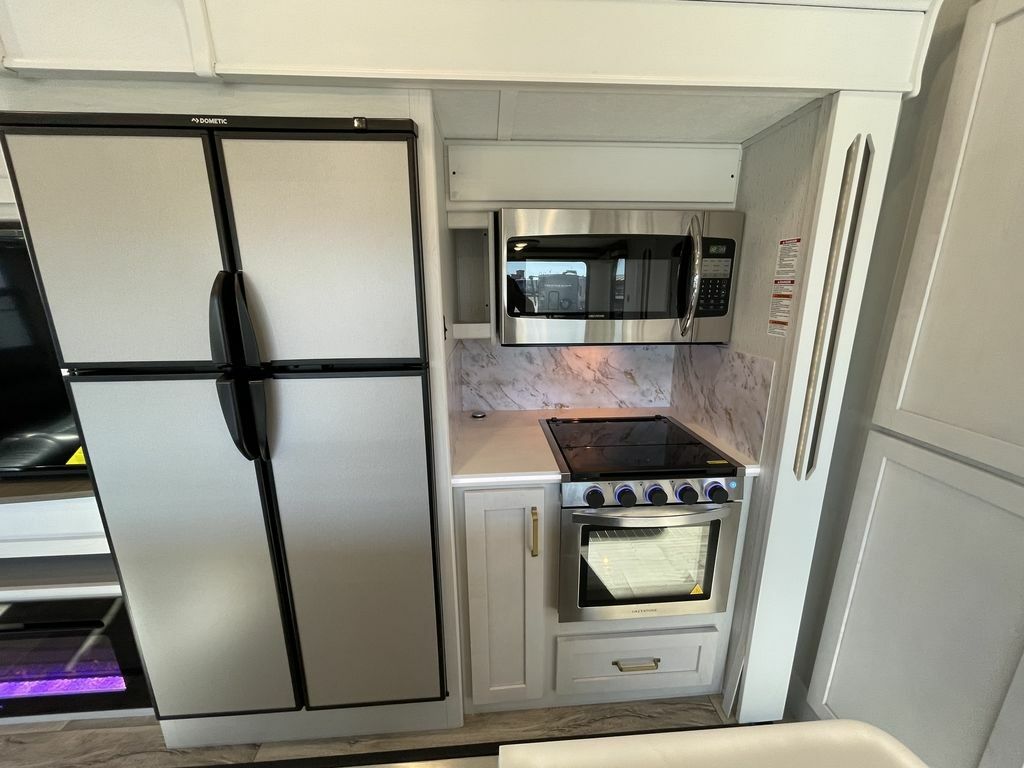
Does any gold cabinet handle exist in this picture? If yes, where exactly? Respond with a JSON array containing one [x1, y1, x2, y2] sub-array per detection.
[[530, 506, 540, 557], [613, 658, 661, 673]]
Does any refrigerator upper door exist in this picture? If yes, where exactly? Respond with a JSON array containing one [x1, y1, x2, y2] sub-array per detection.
[[218, 134, 423, 365], [267, 373, 443, 707], [3, 132, 226, 367], [70, 377, 296, 717]]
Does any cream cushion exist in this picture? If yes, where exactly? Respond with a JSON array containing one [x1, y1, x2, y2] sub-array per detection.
[[499, 720, 927, 768]]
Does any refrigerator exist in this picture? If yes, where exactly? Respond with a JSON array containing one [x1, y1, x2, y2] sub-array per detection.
[[0, 114, 446, 718]]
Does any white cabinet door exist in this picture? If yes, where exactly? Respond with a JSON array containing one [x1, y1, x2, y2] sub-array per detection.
[[875, 0, 1024, 478], [808, 431, 1024, 768], [463, 487, 545, 705]]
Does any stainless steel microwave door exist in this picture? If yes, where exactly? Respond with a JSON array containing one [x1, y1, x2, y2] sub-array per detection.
[[266, 373, 443, 708], [218, 136, 422, 365], [4, 133, 227, 367], [70, 377, 297, 717]]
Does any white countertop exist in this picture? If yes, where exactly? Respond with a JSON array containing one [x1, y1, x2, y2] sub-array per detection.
[[450, 408, 760, 486]]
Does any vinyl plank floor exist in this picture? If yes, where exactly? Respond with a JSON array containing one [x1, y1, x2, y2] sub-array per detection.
[[1, 697, 722, 768], [252, 697, 723, 762], [0, 725, 258, 768]]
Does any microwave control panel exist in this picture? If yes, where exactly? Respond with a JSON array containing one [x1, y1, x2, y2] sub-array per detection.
[[695, 238, 735, 318]]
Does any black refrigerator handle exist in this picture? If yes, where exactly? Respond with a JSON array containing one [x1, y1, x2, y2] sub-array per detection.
[[209, 271, 234, 366], [216, 375, 258, 461], [249, 378, 270, 461], [234, 272, 262, 368]]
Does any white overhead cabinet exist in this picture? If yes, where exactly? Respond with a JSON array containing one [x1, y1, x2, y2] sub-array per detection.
[[809, 1, 1024, 766]]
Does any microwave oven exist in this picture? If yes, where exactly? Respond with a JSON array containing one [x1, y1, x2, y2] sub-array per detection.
[[499, 209, 744, 346]]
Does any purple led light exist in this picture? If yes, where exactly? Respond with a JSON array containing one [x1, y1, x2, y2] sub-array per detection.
[[0, 675, 126, 699]]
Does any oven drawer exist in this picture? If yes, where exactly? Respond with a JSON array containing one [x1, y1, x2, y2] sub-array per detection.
[[555, 627, 718, 696]]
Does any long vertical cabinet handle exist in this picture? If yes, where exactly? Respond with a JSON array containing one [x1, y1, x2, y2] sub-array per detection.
[[678, 214, 704, 338], [530, 507, 540, 557], [793, 135, 866, 480]]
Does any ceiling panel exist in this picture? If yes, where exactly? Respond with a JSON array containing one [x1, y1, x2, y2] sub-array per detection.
[[433, 89, 500, 139], [434, 88, 824, 144]]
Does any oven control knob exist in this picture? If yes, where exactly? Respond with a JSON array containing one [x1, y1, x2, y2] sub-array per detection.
[[646, 485, 668, 506], [676, 484, 699, 504], [584, 487, 606, 508], [615, 485, 638, 507], [705, 481, 729, 504]]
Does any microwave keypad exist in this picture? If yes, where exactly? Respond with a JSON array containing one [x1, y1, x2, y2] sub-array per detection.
[[696, 257, 732, 317]]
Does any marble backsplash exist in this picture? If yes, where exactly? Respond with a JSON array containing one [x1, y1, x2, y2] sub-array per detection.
[[459, 340, 674, 411], [445, 342, 463, 460], [671, 345, 774, 461]]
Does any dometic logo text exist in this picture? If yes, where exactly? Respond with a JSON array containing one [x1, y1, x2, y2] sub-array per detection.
[[190, 117, 228, 125]]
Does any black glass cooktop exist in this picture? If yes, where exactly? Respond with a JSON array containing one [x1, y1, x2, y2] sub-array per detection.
[[546, 415, 737, 481]]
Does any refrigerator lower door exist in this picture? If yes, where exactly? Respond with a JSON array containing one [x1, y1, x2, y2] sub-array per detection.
[[70, 377, 297, 717], [267, 373, 444, 708]]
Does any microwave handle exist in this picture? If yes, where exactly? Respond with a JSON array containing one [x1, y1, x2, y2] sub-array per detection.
[[678, 214, 703, 338], [572, 505, 730, 528]]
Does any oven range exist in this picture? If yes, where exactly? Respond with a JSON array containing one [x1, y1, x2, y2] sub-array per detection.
[[541, 415, 745, 622]]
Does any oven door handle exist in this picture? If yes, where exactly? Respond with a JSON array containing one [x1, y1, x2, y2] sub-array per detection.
[[571, 505, 730, 528]]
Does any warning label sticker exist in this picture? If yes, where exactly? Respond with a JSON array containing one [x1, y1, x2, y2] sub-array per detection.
[[768, 238, 800, 337]]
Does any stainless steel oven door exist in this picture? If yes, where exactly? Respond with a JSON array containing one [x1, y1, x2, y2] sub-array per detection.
[[559, 502, 740, 622], [500, 209, 744, 345]]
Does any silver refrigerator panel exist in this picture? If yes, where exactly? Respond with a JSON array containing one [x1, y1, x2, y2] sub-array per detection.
[[4, 133, 225, 366], [266, 374, 443, 707], [218, 136, 422, 363], [70, 378, 296, 717]]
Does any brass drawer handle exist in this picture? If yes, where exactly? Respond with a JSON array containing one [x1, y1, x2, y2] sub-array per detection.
[[530, 506, 540, 557], [612, 657, 661, 673]]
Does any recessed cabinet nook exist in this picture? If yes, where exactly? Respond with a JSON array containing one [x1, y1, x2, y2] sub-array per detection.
[[0, 0, 950, 750]]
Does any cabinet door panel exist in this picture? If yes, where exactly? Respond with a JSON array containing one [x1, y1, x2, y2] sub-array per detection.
[[464, 487, 545, 704], [70, 377, 296, 717], [219, 135, 423, 364], [4, 132, 225, 366], [809, 431, 1024, 768], [266, 373, 443, 707], [875, 0, 1024, 477]]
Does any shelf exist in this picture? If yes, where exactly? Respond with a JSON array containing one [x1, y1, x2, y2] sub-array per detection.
[[0, 555, 121, 602]]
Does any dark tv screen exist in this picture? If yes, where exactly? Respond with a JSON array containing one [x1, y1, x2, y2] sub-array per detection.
[[0, 224, 86, 475]]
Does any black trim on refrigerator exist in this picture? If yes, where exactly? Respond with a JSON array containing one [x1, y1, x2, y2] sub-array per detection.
[[255, 458, 310, 711], [0, 113, 418, 134], [406, 134, 430, 368]]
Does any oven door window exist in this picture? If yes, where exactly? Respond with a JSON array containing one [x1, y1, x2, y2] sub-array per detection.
[[506, 235, 692, 320], [579, 522, 720, 606]]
